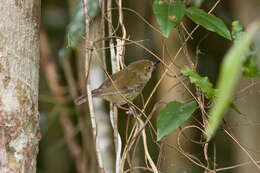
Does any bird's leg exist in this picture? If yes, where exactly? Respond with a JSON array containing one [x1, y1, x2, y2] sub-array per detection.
[[126, 107, 134, 115], [116, 104, 129, 110], [116, 104, 135, 115], [126, 104, 137, 115]]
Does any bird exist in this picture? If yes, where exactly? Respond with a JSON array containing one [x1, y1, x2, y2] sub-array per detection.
[[74, 59, 158, 105]]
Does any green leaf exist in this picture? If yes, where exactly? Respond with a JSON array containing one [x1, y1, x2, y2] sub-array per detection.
[[243, 49, 260, 77], [231, 20, 244, 40], [66, 1, 85, 48], [232, 21, 260, 77], [185, 7, 231, 40], [59, 0, 99, 59], [207, 23, 260, 139], [181, 67, 217, 99], [187, 0, 205, 7], [153, 0, 185, 37], [255, 31, 260, 59], [230, 102, 244, 116], [157, 101, 197, 141]]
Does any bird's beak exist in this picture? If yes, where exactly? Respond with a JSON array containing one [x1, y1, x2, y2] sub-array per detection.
[[154, 60, 161, 66]]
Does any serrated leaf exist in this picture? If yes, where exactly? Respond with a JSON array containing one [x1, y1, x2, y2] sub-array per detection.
[[153, 0, 185, 37], [181, 67, 217, 99], [207, 23, 260, 139], [185, 7, 231, 40], [157, 101, 197, 141]]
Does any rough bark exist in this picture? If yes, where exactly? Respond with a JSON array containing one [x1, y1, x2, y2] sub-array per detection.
[[0, 1, 41, 173]]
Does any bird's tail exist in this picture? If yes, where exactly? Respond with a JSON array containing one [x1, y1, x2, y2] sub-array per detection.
[[74, 95, 88, 105]]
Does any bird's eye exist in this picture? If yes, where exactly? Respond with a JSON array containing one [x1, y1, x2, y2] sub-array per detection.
[[146, 65, 153, 71]]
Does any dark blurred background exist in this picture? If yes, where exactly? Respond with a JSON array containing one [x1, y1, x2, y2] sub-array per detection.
[[38, 0, 260, 172]]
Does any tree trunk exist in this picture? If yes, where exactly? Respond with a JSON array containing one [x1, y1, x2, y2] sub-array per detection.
[[0, 1, 41, 172]]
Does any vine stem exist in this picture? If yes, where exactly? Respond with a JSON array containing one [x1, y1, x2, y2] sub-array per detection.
[[81, 0, 104, 171], [107, 0, 122, 173]]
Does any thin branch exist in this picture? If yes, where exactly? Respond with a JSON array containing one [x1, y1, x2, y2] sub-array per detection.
[[107, 0, 122, 172], [81, 0, 104, 171], [224, 129, 260, 170], [137, 116, 159, 173]]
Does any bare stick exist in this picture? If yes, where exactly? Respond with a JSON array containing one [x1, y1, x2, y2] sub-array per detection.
[[107, 1, 122, 173], [117, 0, 126, 68], [81, 0, 104, 171], [224, 129, 260, 170], [137, 117, 159, 173]]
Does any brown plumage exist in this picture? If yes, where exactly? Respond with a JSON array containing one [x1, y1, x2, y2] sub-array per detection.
[[74, 59, 157, 105]]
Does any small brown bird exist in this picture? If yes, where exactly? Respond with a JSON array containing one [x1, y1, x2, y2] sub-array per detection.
[[74, 59, 158, 105]]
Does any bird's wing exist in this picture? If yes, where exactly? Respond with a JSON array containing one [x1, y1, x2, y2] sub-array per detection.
[[96, 83, 142, 97], [91, 69, 126, 96], [95, 70, 138, 96]]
